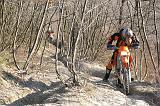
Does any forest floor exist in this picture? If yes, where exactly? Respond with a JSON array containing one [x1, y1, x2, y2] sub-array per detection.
[[0, 44, 160, 106]]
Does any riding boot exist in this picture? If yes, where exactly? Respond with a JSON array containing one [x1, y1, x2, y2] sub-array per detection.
[[130, 77, 134, 81], [103, 68, 111, 82]]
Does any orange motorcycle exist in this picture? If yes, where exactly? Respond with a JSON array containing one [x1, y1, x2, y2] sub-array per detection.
[[115, 46, 132, 95]]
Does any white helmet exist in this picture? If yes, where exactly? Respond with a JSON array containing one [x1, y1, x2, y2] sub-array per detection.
[[121, 28, 133, 38]]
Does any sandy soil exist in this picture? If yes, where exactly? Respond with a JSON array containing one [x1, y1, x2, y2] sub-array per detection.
[[0, 44, 159, 106]]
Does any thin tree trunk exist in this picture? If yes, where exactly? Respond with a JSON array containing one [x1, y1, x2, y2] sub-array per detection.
[[153, 0, 160, 69], [67, 12, 76, 74], [55, 0, 65, 84], [119, 0, 125, 28], [72, 0, 88, 84], [0, 0, 4, 51], [23, 0, 50, 72], [0, 0, 4, 28], [40, 7, 58, 65], [127, 1, 133, 29], [138, 0, 159, 82], [13, 0, 23, 71]]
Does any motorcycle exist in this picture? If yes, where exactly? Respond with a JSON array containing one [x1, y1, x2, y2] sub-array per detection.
[[115, 46, 132, 95]]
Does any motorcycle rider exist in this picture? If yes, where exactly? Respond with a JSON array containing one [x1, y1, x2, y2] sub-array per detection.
[[103, 28, 139, 85]]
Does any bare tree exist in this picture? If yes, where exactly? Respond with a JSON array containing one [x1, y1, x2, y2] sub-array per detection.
[[153, 0, 160, 69], [23, 0, 50, 72], [1, 0, 160, 84], [119, 0, 125, 28], [138, 0, 159, 82], [13, 0, 24, 71], [0, 0, 4, 51], [55, 0, 66, 84], [72, 0, 88, 84]]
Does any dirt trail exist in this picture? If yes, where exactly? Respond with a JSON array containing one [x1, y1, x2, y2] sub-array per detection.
[[8, 61, 159, 106], [0, 45, 160, 106], [79, 63, 160, 106]]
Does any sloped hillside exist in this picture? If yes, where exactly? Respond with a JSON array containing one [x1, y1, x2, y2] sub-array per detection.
[[0, 45, 159, 106]]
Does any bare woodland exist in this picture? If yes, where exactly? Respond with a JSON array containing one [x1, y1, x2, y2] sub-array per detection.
[[0, 0, 160, 85]]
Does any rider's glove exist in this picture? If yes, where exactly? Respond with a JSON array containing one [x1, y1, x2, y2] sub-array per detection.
[[113, 46, 118, 51], [107, 44, 118, 50], [131, 43, 139, 49]]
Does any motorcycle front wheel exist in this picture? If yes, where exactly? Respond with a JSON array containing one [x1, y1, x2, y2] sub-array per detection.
[[123, 69, 130, 95]]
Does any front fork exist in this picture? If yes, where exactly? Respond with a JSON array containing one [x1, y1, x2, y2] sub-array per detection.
[[116, 56, 131, 84]]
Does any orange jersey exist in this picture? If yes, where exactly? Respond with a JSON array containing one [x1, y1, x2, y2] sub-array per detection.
[[107, 33, 136, 47]]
